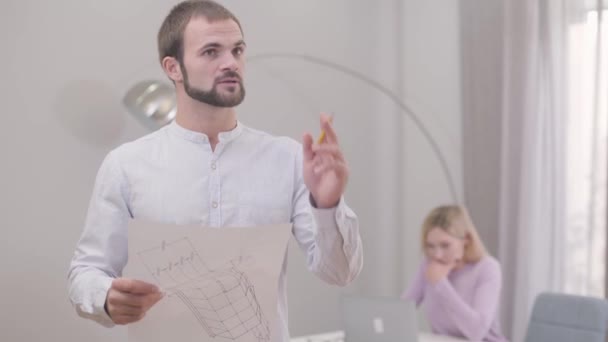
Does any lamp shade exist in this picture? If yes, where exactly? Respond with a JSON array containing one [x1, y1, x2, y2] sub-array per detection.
[[123, 80, 176, 130]]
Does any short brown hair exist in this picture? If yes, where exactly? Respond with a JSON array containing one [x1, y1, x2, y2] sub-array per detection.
[[421, 205, 487, 263], [157, 0, 242, 64]]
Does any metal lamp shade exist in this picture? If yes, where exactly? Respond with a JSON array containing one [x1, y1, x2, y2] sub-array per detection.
[[123, 80, 176, 130]]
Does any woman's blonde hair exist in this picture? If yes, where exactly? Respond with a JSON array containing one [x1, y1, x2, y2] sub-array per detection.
[[421, 205, 487, 263]]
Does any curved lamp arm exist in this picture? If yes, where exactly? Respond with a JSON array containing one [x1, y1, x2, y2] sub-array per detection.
[[248, 53, 460, 202]]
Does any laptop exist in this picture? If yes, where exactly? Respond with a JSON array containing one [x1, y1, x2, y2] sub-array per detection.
[[340, 295, 418, 342]]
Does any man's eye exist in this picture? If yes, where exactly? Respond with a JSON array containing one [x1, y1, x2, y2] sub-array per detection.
[[203, 49, 217, 57]]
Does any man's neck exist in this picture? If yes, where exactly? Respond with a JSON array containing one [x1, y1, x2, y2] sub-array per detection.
[[175, 94, 237, 150]]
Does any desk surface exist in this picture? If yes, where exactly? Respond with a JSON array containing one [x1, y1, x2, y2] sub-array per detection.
[[290, 330, 467, 342]]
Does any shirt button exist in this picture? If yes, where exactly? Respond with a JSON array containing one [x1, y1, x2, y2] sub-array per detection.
[[211, 162, 217, 170], [212, 201, 218, 208]]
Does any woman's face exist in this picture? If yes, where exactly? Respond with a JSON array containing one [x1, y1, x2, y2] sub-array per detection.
[[424, 227, 466, 265]]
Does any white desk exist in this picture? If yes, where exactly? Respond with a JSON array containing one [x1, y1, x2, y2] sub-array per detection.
[[290, 330, 468, 342]]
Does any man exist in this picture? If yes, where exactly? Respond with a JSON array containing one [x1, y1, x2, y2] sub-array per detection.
[[68, 1, 363, 340]]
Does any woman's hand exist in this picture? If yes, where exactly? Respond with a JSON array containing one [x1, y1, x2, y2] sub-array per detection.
[[426, 260, 456, 284]]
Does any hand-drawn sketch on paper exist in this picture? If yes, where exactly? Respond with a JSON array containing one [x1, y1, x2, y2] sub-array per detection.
[[137, 237, 270, 341], [125, 221, 291, 342]]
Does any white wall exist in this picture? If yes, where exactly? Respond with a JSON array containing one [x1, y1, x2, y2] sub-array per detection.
[[399, 0, 464, 329], [460, 0, 503, 259], [0, 0, 462, 340]]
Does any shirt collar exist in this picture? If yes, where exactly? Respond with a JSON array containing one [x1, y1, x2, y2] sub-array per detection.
[[168, 120, 244, 144]]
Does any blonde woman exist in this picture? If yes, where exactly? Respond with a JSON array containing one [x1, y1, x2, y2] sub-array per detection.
[[402, 205, 508, 342]]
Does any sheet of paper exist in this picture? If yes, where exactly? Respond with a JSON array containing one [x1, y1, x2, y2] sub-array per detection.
[[124, 220, 292, 342]]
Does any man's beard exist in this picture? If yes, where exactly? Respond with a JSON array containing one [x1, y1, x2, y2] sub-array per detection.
[[181, 64, 245, 108]]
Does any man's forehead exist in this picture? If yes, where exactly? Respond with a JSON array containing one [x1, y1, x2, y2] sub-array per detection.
[[184, 17, 243, 46]]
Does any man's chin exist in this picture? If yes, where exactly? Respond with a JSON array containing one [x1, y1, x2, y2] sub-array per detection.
[[214, 96, 245, 108], [218, 92, 245, 106], [186, 93, 244, 107]]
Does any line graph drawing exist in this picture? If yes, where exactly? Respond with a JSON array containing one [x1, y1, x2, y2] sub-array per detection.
[[137, 238, 270, 341]]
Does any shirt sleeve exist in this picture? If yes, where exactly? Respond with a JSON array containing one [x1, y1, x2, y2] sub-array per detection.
[[67, 150, 131, 327], [402, 258, 427, 306], [290, 147, 363, 286], [427, 258, 503, 341]]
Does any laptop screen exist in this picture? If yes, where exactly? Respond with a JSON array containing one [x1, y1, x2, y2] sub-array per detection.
[[340, 296, 418, 342]]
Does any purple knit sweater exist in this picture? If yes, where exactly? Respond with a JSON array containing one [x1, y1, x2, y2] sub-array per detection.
[[402, 256, 509, 342]]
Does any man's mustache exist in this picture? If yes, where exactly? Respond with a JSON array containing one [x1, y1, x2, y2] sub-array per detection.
[[216, 71, 242, 83]]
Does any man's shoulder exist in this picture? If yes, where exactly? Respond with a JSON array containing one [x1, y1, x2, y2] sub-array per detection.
[[107, 126, 167, 161], [240, 124, 301, 154]]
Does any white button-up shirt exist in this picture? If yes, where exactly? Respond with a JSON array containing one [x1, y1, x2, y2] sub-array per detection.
[[67, 121, 363, 341]]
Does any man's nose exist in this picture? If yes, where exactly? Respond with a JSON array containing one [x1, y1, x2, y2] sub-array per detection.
[[219, 52, 239, 71]]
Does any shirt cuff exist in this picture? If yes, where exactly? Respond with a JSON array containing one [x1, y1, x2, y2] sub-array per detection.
[[310, 196, 358, 254], [75, 276, 115, 327]]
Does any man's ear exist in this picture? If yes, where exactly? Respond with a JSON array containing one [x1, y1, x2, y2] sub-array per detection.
[[161, 56, 183, 83]]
